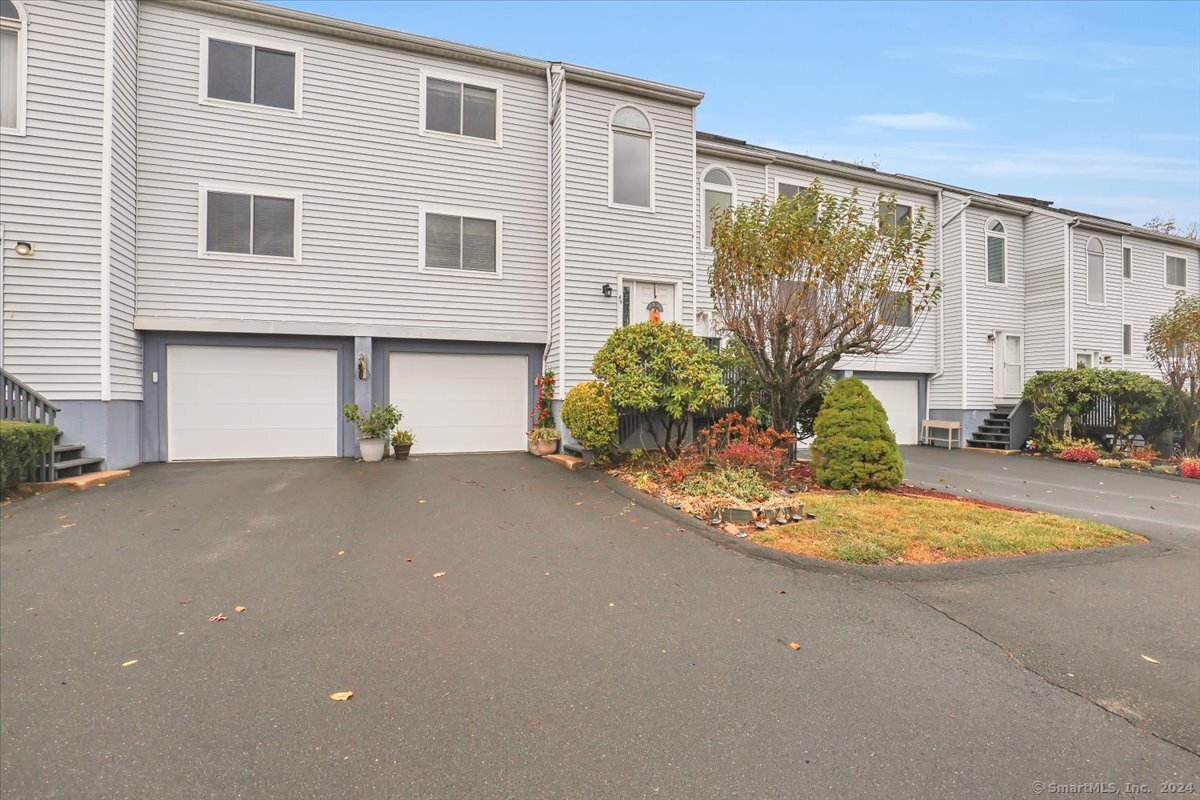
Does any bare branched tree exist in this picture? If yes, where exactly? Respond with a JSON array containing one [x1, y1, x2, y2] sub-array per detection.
[[1144, 216, 1200, 241], [1146, 294, 1200, 455], [709, 180, 938, 432]]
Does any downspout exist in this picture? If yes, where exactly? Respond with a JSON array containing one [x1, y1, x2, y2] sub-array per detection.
[[1065, 218, 1080, 367], [543, 65, 553, 370], [924, 188, 946, 421]]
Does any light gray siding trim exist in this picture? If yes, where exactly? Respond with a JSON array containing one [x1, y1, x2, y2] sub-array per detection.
[[133, 313, 545, 343], [0, 0, 106, 401], [136, 2, 548, 338], [1023, 212, 1065, 378], [140, 331, 357, 462], [929, 196, 965, 409]]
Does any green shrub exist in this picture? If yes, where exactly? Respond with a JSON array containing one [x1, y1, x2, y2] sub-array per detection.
[[1119, 458, 1152, 470], [0, 421, 57, 491], [811, 378, 903, 490], [343, 403, 400, 440], [1023, 368, 1168, 441], [1151, 464, 1177, 475], [678, 466, 770, 502], [561, 381, 618, 452]]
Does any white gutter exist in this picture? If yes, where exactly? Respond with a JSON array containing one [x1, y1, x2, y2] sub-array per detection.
[[925, 188, 946, 421], [957, 196, 972, 409], [1065, 218, 1080, 367], [690, 109, 698, 330], [543, 66, 553, 366], [98, 1, 116, 402], [555, 66, 568, 395]]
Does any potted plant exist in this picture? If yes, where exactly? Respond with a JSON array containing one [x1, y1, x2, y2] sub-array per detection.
[[343, 403, 400, 463], [527, 427, 560, 456], [391, 429, 415, 460]]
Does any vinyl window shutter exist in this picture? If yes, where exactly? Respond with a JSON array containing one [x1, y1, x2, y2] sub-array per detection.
[[425, 213, 462, 269], [207, 39, 253, 103], [252, 196, 295, 257], [206, 192, 252, 253]]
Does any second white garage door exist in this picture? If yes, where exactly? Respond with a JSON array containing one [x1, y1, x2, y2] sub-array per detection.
[[167, 345, 339, 461], [389, 353, 528, 454], [858, 377, 919, 446]]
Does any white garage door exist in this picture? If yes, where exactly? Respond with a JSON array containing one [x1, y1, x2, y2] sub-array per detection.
[[389, 353, 527, 454], [167, 345, 339, 461], [859, 377, 919, 446]]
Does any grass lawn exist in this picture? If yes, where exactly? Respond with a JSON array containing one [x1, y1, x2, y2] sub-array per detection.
[[749, 492, 1145, 564]]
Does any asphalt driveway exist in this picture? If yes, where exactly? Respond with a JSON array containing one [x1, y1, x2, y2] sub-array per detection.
[[2, 454, 1197, 799]]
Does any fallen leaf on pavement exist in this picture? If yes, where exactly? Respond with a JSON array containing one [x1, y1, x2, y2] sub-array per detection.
[[433, 572, 446, 578], [179, 599, 191, 605], [61, 523, 77, 529], [121, 659, 138, 667], [58, 515, 68, 520], [405, 557, 413, 563], [329, 691, 354, 701], [1141, 654, 1160, 664], [234, 606, 246, 613], [788, 642, 801, 651], [337, 550, 345, 556], [209, 613, 228, 622], [418, 499, 427, 504]]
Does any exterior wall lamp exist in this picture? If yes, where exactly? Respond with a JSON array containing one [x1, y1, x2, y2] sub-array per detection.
[[14, 241, 34, 256], [601, 283, 613, 298]]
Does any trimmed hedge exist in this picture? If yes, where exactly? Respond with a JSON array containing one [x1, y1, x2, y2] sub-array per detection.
[[0, 421, 57, 491], [561, 381, 618, 452], [812, 377, 903, 490]]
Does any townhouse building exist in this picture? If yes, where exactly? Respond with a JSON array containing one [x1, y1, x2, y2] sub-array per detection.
[[1, 0, 1197, 471]]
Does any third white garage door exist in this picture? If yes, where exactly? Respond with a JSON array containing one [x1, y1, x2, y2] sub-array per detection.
[[388, 353, 528, 454], [858, 377, 919, 446]]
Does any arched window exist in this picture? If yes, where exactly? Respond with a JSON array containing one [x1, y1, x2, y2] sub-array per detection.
[[0, 0, 26, 134], [1086, 236, 1105, 304], [610, 106, 652, 208], [986, 219, 1006, 284], [701, 166, 734, 248]]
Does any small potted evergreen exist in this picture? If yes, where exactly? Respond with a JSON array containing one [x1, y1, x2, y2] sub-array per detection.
[[391, 429, 415, 460], [343, 403, 400, 463], [527, 427, 560, 456]]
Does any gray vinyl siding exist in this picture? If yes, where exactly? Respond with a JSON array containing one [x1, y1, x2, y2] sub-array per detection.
[[1114, 235, 1199, 375], [560, 79, 695, 389], [109, 0, 141, 400], [929, 196, 965, 408], [0, 0, 106, 401], [764, 166, 940, 375], [964, 206, 1025, 407], [694, 155, 766, 332], [1022, 212, 1066, 378], [1069, 225, 1122, 364], [135, 2, 547, 341]]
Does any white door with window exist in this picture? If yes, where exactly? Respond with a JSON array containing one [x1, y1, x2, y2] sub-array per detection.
[[858, 378, 919, 446], [622, 281, 676, 325], [995, 333, 1024, 399], [389, 353, 527, 454]]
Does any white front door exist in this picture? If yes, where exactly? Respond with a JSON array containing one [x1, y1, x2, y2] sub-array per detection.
[[995, 333, 1024, 399], [167, 345, 339, 461], [623, 281, 676, 325], [388, 353, 528, 454]]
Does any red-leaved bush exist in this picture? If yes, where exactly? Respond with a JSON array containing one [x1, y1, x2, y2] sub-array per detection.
[[1058, 446, 1100, 463], [662, 450, 706, 484], [714, 440, 786, 477], [1181, 459, 1200, 480]]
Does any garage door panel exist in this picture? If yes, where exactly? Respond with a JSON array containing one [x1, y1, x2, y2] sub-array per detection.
[[167, 346, 338, 461], [389, 353, 527, 454], [859, 377, 919, 446]]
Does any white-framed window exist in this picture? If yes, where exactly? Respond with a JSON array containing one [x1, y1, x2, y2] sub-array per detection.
[[879, 291, 913, 327], [1122, 245, 1132, 280], [1086, 236, 1105, 304], [200, 31, 301, 114], [1164, 254, 1188, 288], [420, 69, 501, 143], [0, 0, 27, 135], [986, 218, 1006, 284], [776, 181, 807, 199], [701, 166, 734, 249], [198, 185, 301, 260], [610, 105, 653, 210], [1123, 324, 1132, 357], [419, 207, 501, 276], [878, 200, 912, 235], [1075, 351, 1095, 368]]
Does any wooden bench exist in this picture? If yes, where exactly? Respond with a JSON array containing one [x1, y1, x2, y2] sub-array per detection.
[[921, 419, 961, 450]]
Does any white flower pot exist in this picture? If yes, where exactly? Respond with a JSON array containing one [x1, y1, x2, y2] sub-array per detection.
[[358, 438, 386, 462]]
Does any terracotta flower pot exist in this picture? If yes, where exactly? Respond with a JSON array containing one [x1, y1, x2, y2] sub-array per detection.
[[529, 439, 558, 456]]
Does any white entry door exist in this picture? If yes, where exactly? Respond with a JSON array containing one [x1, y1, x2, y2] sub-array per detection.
[[623, 281, 677, 325], [167, 345, 339, 461], [389, 352, 528, 454], [995, 333, 1024, 399], [859, 377, 919, 446]]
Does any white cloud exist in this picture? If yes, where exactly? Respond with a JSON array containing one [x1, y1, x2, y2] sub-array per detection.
[[968, 147, 1197, 184], [853, 112, 973, 131]]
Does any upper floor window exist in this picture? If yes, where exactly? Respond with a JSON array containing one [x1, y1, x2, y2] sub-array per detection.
[[701, 167, 734, 248], [986, 219, 1006, 284], [423, 73, 499, 141], [611, 106, 653, 209], [202, 187, 299, 259], [204, 35, 299, 112], [422, 210, 500, 274], [878, 200, 912, 235], [880, 291, 913, 327], [1123, 324, 1132, 357], [0, 0, 26, 134], [1122, 246, 1132, 280], [777, 182, 805, 199], [1165, 255, 1188, 289], [1086, 237, 1105, 304]]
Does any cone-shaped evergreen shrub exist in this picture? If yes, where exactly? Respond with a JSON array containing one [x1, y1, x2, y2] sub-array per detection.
[[812, 377, 903, 489]]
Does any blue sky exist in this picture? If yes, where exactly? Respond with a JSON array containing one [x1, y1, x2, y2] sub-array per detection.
[[270, 0, 1200, 226]]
